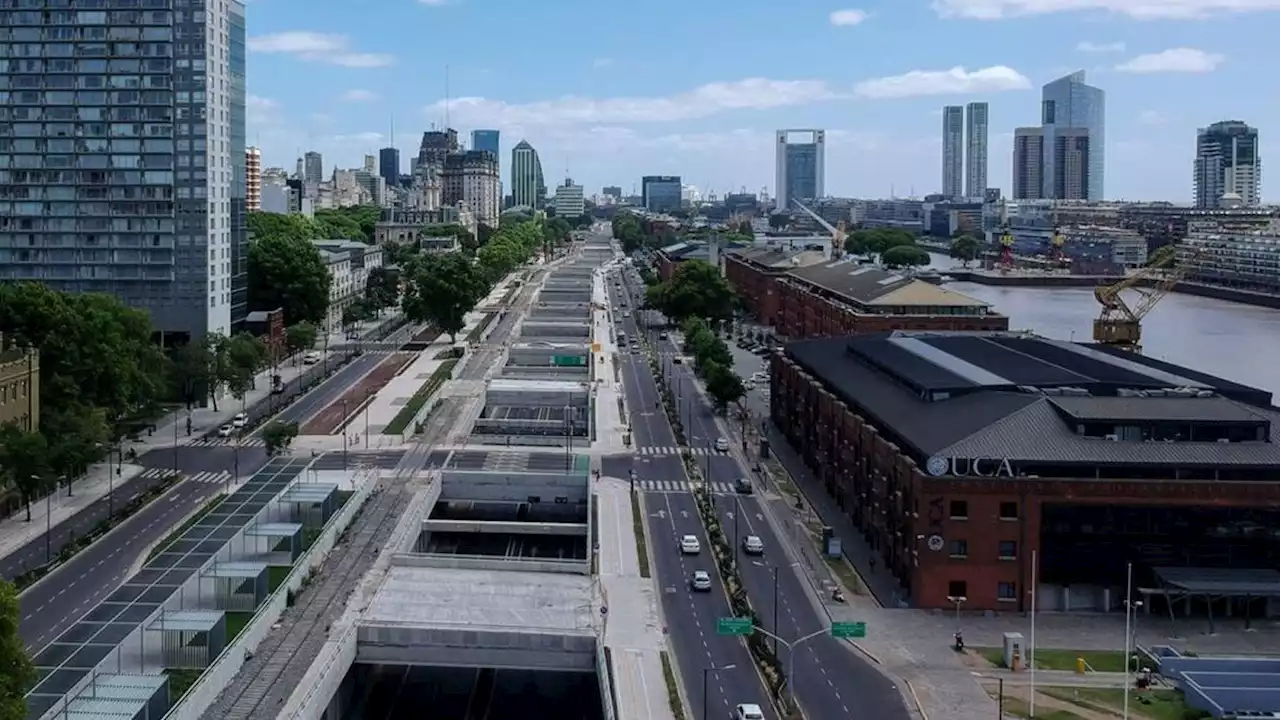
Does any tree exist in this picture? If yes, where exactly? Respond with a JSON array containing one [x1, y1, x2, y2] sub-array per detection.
[[950, 235, 981, 268], [881, 245, 932, 268], [768, 213, 791, 230], [285, 322, 318, 357], [224, 332, 268, 402], [0, 578, 36, 716], [703, 362, 746, 412], [248, 234, 332, 326], [44, 404, 109, 493], [0, 424, 51, 521], [844, 229, 917, 261], [402, 252, 489, 342], [647, 260, 737, 323], [261, 421, 299, 455], [364, 267, 400, 310], [314, 206, 380, 244], [247, 212, 319, 245]]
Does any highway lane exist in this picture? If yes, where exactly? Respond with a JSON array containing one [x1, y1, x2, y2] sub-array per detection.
[[644, 489, 777, 720]]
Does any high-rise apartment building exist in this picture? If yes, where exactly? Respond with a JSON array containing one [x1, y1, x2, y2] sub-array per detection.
[[228, 2, 248, 333], [775, 130, 825, 211], [554, 178, 585, 219], [303, 151, 324, 184], [1041, 71, 1105, 201], [378, 147, 400, 188], [442, 151, 500, 227], [246, 148, 263, 212], [471, 130, 500, 160], [965, 102, 989, 198], [511, 140, 546, 209], [1049, 128, 1091, 200], [1012, 128, 1045, 200], [942, 107, 964, 197], [1194, 121, 1261, 208], [0, 0, 246, 344], [642, 176, 683, 213]]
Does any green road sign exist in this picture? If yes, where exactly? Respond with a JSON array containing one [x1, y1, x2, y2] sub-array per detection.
[[552, 355, 587, 367], [831, 621, 867, 639], [717, 617, 754, 636]]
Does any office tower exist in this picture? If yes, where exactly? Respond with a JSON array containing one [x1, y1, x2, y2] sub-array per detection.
[[965, 102, 989, 198], [1041, 71, 1105, 200], [555, 178, 585, 219], [1049, 128, 1090, 200], [363, 155, 376, 172], [0, 0, 245, 343], [775, 130, 825, 210], [229, 2, 248, 333], [442, 151, 501, 227], [379, 147, 400, 188], [417, 129, 458, 169], [942, 107, 964, 197], [641, 176, 683, 213], [246, 148, 263, 212], [471, 130, 500, 160], [511, 140, 547, 209], [1012, 128, 1045, 200], [603, 186, 622, 199], [303, 151, 324, 184], [1195, 121, 1261, 208]]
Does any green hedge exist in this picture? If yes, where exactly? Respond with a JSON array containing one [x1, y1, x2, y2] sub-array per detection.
[[384, 359, 458, 435], [630, 491, 651, 578], [660, 651, 687, 720]]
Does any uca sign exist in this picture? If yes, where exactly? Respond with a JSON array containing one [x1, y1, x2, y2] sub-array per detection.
[[926, 455, 1016, 478]]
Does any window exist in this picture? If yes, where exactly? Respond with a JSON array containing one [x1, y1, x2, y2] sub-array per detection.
[[948, 539, 968, 558], [997, 582, 1017, 602], [998, 541, 1017, 560], [947, 580, 967, 599], [949, 500, 968, 519], [999, 502, 1019, 520]]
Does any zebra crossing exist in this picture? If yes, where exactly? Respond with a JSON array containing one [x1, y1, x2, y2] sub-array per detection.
[[138, 467, 234, 485], [189, 437, 267, 448], [635, 479, 735, 494], [635, 446, 718, 456]]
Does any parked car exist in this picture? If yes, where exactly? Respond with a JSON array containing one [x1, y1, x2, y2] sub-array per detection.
[[680, 534, 701, 554], [302, 351, 322, 364], [690, 570, 712, 592], [714, 437, 730, 452], [742, 535, 765, 555], [231, 412, 248, 429]]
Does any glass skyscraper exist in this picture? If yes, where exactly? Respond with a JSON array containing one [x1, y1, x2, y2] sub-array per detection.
[[0, 0, 244, 344], [471, 129, 499, 160], [510, 140, 545, 209], [1040, 71, 1105, 201], [641, 175, 682, 213]]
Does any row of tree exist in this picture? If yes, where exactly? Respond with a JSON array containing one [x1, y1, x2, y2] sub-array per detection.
[[644, 260, 738, 324], [612, 214, 676, 254], [678, 318, 746, 412], [246, 206, 381, 247]]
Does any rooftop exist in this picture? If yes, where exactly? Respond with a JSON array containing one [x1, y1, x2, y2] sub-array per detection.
[[784, 331, 1280, 469], [784, 259, 991, 309], [728, 246, 828, 270]]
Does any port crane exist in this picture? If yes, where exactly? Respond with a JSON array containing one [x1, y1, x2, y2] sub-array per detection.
[[1091, 245, 1196, 353], [998, 226, 1015, 268]]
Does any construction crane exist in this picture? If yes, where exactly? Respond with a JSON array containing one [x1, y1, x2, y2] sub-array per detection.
[[1091, 245, 1197, 353], [1048, 228, 1066, 267], [998, 226, 1015, 269]]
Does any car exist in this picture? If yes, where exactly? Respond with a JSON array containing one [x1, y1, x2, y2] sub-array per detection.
[[735, 477, 753, 495], [751, 372, 769, 382], [714, 437, 730, 452], [680, 534, 701, 554], [742, 535, 764, 555], [736, 704, 765, 720], [231, 412, 248, 429], [672, 356, 683, 364], [623, 311, 631, 318], [753, 347, 771, 356], [690, 570, 712, 592], [217, 424, 234, 438], [658, 332, 668, 340], [302, 351, 322, 364]]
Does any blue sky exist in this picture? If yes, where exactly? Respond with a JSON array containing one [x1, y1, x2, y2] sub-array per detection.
[[246, 0, 1279, 202]]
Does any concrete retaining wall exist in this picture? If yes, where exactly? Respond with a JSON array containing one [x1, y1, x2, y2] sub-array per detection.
[[392, 552, 590, 575], [441, 470, 589, 502], [274, 626, 358, 720]]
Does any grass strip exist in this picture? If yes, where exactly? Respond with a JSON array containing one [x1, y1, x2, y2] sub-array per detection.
[[384, 359, 459, 435], [660, 651, 687, 720], [465, 313, 496, 343], [147, 495, 226, 562], [629, 492, 651, 578]]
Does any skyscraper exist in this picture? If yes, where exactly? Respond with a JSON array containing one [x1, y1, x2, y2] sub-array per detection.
[[511, 140, 546, 209], [379, 147, 400, 188], [1049, 128, 1091, 200], [1040, 71, 1105, 201], [303, 151, 324, 184], [554, 178, 585, 219], [471, 130, 500, 160], [229, 0, 248, 332], [965, 102, 989, 198], [442, 151, 501, 228], [0, 0, 245, 343], [642, 176, 683, 213], [1012, 128, 1045, 200], [775, 130, 825, 211], [1194, 121, 1261, 208], [942, 107, 964, 197]]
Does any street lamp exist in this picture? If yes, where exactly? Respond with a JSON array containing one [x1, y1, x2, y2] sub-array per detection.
[[765, 561, 802, 653], [363, 388, 372, 447], [701, 664, 736, 720], [946, 595, 967, 629], [35, 475, 49, 563], [341, 398, 349, 470], [1122, 563, 1143, 720]]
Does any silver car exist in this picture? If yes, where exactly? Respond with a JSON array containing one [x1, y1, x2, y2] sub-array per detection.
[[690, 570, 712, 592]]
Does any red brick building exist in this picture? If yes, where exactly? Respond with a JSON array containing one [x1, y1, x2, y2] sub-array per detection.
[[723, 247, 827, 324], [773, 331, 1280, 612]]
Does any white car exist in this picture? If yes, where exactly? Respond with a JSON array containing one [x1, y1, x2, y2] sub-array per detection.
[[679, 534, 701, 554], [751, 372, 769, 383], [302, 351, 322, 364], [231, 412, 248, 429], [690, 570, 712, 592], [216, 424, 234, 438], [736, 704, 765, 720], [714, 438, 730, 452], [742, 535, 765, 555]]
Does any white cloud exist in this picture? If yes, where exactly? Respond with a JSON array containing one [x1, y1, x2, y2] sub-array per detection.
[[854, 66, 1030, 98], [247, 31, 394, 68], [829, 9, 869, 25], [340, 89, 378, 102], [1115, 48, 1224, 73], [1077, 40, 1126, 52], [424, 78, 842, 126], [934, 0, 1280, 19]]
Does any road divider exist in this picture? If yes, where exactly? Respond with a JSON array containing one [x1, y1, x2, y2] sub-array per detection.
[[660, 650, 688, 720], [385, 358, 459, 435], [629, 491, 651, 579]]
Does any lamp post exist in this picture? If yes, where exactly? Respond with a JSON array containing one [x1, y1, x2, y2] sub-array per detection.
[[947, 595, 967, 629], [1122, 563, 1142, 720], [36, 475, 49, 563], [701, 664, 736, 720], [750, 626, 830, 711], [363, 388, 372, 447], [341, 398, 349, 470]]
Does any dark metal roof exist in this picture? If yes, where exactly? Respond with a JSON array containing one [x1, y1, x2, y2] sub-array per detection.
[[1049, 395, 1269, 423], [1154, 566, 1280, 595], [784, 259, 914, 304]]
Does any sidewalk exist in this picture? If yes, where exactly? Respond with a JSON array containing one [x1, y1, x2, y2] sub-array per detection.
[[364, 345, 451, 436], [597, 478, 677, 720], [592, 273, 630, 455]]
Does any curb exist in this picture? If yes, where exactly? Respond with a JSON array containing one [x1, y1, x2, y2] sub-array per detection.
[[904, 678, 930, 720]]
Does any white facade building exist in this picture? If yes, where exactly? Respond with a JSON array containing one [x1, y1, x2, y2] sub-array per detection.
[[555, 180, 585, 219]]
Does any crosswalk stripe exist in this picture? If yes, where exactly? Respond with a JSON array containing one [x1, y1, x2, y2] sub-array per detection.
[[636, 446, 713, 456], [190, 437, 266, 448], [634, 479, 733, 494]]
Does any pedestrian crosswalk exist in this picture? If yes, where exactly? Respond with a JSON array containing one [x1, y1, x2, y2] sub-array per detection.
[[189, 437, 267, 448], [635, 479, 735, 494], [138, 467, 234, 485], [635, 446, 719, 456]]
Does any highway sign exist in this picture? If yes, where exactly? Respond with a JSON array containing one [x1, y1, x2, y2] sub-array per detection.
[[717, 617, 753, 636], [831, 621, 867, 639]]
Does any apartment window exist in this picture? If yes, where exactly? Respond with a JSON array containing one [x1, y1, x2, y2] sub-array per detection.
[[947, 580, 967, 599], [998, 541, 1018, 560], [999, 502, 1019, 521], [948, 539, 968, 558], [949, 500, 968, 519], [997, 582, 1017, 602]]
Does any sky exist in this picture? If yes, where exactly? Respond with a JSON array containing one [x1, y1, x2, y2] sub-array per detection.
[[245, 0, 1280, 203]]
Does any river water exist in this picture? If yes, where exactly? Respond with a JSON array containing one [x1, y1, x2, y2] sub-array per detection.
[[925, 253, 1280, 396]]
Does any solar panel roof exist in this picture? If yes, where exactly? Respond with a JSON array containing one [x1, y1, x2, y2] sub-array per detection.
[[26, 456, 311, 720]]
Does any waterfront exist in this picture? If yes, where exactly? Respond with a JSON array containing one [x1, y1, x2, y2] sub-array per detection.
[[927, 254, 1280, 396]]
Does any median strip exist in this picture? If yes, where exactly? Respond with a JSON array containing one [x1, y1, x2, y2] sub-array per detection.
[[383, 358, 459, 435], [629, 492, 650, 578], [660, 651, 687, 720]]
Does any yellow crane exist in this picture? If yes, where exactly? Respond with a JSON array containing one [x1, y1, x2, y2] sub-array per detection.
[[1091, 245, 1197, 353], [833, 219, 848, 250]]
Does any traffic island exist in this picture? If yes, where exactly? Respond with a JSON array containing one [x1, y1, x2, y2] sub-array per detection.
[[629, 491, 651, 578], [660, 650, 688, 720], [384, 358, 459, 435]]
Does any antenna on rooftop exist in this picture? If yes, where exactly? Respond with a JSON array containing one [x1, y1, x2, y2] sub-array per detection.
[[444, 64, 451, 130]]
